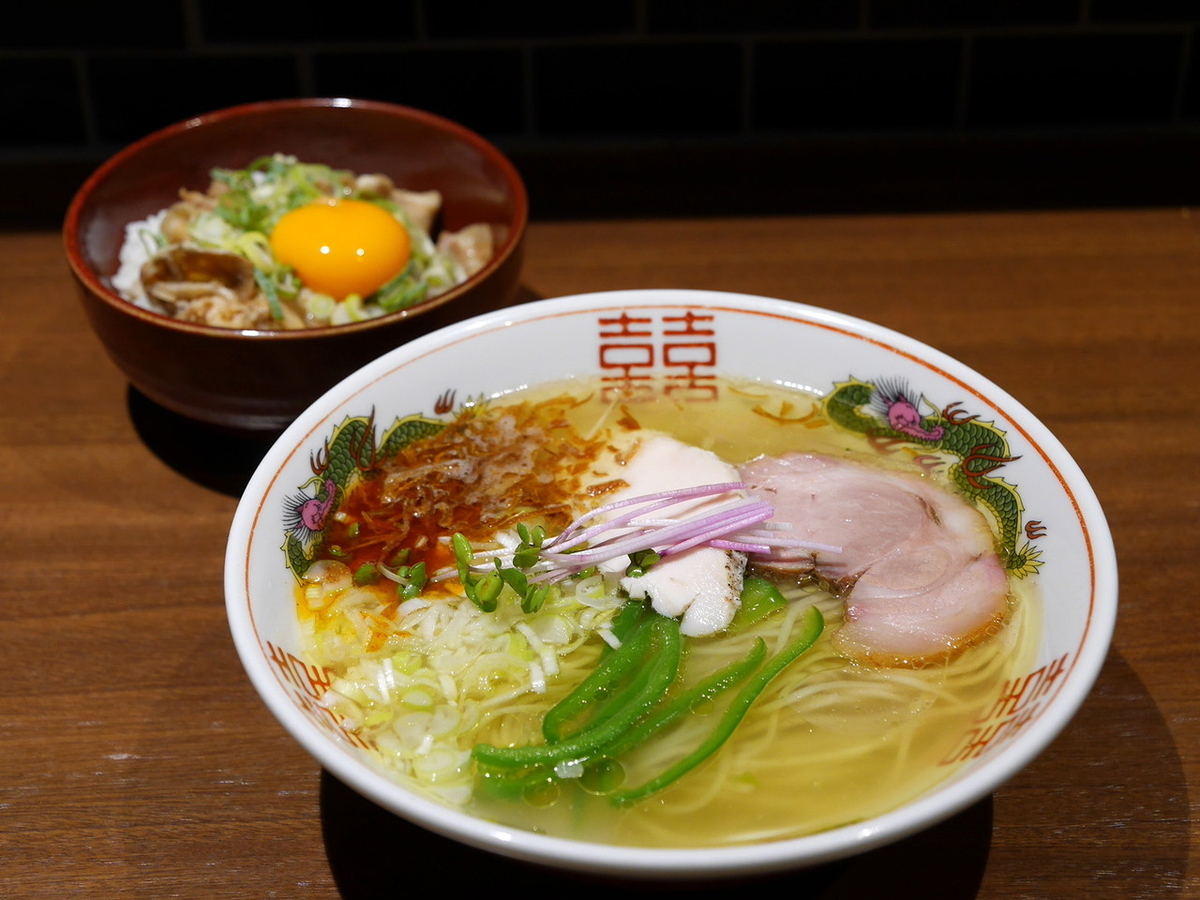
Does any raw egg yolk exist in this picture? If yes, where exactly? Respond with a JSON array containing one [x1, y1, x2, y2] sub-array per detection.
[[269, 198, 411, 300]]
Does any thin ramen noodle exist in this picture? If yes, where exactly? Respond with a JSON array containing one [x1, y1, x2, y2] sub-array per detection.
[[293, 376, 1038, 848]]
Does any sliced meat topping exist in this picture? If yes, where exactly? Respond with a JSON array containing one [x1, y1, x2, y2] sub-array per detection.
[[593, 433, 748, 637], [739, 452, 1009, 665]]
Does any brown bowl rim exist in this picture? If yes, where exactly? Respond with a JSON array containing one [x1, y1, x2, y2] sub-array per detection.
[[62, 97, 529, 343]]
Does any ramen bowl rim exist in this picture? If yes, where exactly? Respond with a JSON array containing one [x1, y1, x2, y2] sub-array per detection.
[[225, 287, 1118, 879]]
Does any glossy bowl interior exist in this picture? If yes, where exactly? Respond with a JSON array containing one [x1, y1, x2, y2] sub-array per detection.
[[225, 288, 1118, 879], [64, 97, 527, 431]]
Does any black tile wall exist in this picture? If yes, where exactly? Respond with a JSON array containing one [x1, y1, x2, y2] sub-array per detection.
[[1182, 27, 1200, 119], [753, 37, 963, 133], [646, 0, 860, 33], [89, 54, 302, 144], [969, 32, 1184, 128], [422, 1, 638, 39], [313, 47, 527, 137], [0, 59, 87, 146], [5, 0, 1200, 225], [869, 0, 1080, 28], [1, 1, 186, 51], [533, 41, 745, 138], [1089, 0, 1200, 23], [198, 1, 419, 43]]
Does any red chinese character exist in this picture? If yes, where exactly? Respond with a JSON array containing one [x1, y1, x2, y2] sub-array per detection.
[[598, 310, 657, 393], [662, 310, 715, 335], [1027, 653, 1071, 704], [975, 673, 1031, 723], [598, 311, 653, 337]]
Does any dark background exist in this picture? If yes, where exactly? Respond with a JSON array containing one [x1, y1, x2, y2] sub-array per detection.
[[6, 0, 1200, 227]]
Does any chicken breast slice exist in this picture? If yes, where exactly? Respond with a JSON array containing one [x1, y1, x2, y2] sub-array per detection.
[[593, 433, 748, 637]]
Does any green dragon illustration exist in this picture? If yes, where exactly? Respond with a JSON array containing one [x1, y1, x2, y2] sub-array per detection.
[[281, 379, 1043, 582], [282, 405, 448, 579], [825, 378, 1042, 577]]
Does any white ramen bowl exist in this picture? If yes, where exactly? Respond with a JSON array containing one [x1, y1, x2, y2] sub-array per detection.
[[225, 288, 1118, 879]]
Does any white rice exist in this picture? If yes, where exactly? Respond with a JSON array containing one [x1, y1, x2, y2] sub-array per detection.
[[110, 209, 167, 310]]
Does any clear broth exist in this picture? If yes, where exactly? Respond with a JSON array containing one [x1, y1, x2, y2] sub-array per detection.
[[307, 376, 1039, 848]]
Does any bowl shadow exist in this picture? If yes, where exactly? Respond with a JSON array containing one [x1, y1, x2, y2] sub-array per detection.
[[318, 648, 1186, 899], [127, 386, 282, 497], [319, 772, 992, 896]]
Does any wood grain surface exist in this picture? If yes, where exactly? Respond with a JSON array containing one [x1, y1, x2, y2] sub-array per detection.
[[1, 210, 1195, 898]]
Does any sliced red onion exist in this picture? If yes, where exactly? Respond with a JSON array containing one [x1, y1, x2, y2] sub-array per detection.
[[464, 482, 844, 587], [545, 482, 750, 554]]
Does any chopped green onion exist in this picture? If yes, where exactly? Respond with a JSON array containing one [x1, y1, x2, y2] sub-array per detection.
[[352, 562, 379, 586], [253, 268, 285, 321], [624, 548, 661, 578]]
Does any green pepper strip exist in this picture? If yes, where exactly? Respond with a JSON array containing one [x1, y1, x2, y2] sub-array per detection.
[[733, 577, 789, 631], [569, 641, 664, 739], [540, 612, 656, 744], [473, 764, 557, 802], [608, 605, 825, 807], [602, 600, 652, 656], [473, 643, 758, 803], [606, 637, 767, 758], [472, 616, 681, 769]]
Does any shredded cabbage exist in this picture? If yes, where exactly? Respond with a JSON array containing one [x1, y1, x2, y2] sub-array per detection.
[[303, 553, 625, 805]]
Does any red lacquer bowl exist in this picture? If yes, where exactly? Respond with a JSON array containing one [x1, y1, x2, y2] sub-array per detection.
[[64, 98, 528, 432]]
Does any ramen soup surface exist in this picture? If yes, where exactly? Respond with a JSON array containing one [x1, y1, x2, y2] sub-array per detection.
[[296, 377, 1038, 849]]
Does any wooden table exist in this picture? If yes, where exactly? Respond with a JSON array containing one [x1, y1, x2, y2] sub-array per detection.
[[2, 210, 1196, 898]]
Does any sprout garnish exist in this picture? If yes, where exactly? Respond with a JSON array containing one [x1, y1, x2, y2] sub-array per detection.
[[446, 481, 839, 612]]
